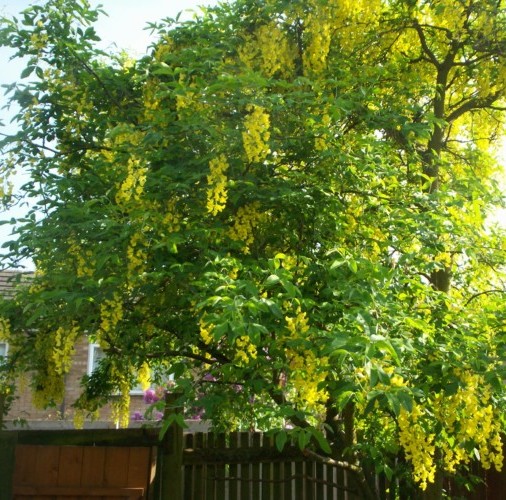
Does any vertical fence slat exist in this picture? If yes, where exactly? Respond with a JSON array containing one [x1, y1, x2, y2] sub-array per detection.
[[251, 433, 261, 500], [104, 447, 130, 486], [283, 457, 293, 500], [13, 444, 36, 485], [58, 446, 83, 486], [34, 445, 60, 486], [294, 456, 305, 500], [193, 432, 206, 500], [315, 458, 325, 500], [261, 435, 272, 500], [305, 459, 315, 500], [214, 433, 227, 500], [126, 446, 151, 489], [240, 432, 251, 500], [0, 432, 17, 500], [228, 433, 239, 500], [81, 446, 105, 486], [325, 463, 335, 500], [161, 393, 184, 500], [205, 433, 216, 500], [183, 433, 194, 500], [272, 439, 283, 499]]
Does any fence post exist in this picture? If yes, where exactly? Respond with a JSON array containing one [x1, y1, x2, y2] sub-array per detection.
[[0, 431, 17, 500], [159, 392, 184, 500]]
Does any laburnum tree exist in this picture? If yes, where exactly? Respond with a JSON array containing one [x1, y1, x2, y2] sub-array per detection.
[[1, 0, 505, 496]]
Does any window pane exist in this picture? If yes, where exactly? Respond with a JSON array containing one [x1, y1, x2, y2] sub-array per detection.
[[88, 344, 144, 394]]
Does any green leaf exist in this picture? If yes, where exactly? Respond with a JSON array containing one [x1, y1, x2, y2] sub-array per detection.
[[275, 430, 288, 452], [20, 66, 35, 79], [264, 274, 280, 287], [311, 428, 332, 454]]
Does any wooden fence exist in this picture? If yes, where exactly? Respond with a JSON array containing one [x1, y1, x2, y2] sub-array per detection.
[[1, 426, 505, 499], [0, 428, 161, 500], [0, 427, 363, 500], [179, 431, 362, 500], [13, 443, 154, 499]]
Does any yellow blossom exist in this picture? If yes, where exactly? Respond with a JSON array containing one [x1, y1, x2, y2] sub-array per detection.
[[242, 105, 271, 163], [199, 319, 214, 345], [206, 154, 229, 215], [234, 335, 257, 365], [137, 362, 151, 391], [238, 22, 296, 78], [228, 202, 266, 254]]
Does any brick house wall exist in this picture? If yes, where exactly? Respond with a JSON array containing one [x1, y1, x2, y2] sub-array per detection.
[[5, 336, 148, 426], [0, 271, 148, 428]]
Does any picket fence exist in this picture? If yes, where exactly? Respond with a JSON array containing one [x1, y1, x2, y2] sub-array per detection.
[[179, 431, 362, 500]]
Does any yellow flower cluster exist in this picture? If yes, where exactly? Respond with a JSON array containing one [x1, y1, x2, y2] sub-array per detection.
[[52, 323, 79, 376], [174, 74, 206, 117], [285, 308, 310, 337], [73, 408, 86, 430], [116, 157, 147, 206], [112, 379, 131, 429], [206, 154, 229, 216], [242, 105, 271, 163], [238, 22, 296, 78], [68, 237, 94, 278], [234, 335, 257, 365], [142, 78, 163, 122], [303, 13, 332, 75], [285, 308, 329, 414], [289, 350, 330, 413], [314, 113, 332, 151], [99, 293, 123, 346], [199, 319, 214, 345], [32, 372, 65, 409], [29, 30, 48, 53], [398, 371, 503, 490], [163, 199, 182, 233], [434, 372, 503, 473], [0, 317, 11, 342], [228, 202, 265, 254], [127, 231, 147, 281], [154, 38, 173, 62], [137, 362, 151, 392], [398, 405, 437, 490]]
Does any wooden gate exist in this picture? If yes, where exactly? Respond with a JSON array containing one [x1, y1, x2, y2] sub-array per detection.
[[13, 444, 155, 499], [0, 429, 160, 500]]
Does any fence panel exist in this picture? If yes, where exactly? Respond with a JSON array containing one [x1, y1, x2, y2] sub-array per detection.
[[6, 428, 504, 499], [11, 443, 154, 500], [180, 431, 363, 500]]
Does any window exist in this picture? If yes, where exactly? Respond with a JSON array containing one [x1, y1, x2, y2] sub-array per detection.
[[0, 342, 8, 359], [88, 344, 144, 395]]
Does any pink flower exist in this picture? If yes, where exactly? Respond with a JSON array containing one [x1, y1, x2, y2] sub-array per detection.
[[143, 388, 159, 404]]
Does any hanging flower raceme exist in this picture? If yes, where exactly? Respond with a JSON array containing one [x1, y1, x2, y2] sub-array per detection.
[[242, 105, 271, 163], [228, 202, 266, 254], [398, 370, 504, 490], [206, 154, 229, 216]]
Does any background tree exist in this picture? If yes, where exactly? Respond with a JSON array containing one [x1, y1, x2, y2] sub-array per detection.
[[0, 0, 505, 496]]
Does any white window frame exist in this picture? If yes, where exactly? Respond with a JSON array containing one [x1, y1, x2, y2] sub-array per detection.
[[88, 343, 144, 395]]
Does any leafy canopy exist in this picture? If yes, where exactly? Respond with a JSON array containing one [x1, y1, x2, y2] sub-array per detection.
[[0, 0, 505, 494]]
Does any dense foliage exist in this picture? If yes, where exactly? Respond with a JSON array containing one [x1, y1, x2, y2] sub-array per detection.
[[1, 0, 505, 496]]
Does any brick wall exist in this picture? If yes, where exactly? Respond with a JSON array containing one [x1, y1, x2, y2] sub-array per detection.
[[5, 337, 147, 426]]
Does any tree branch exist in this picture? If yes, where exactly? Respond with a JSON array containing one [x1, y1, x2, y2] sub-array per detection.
[[446, 90, 504, 123]]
